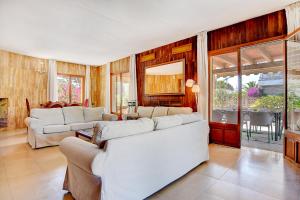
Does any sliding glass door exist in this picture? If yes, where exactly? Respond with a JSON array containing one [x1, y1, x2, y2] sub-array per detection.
[[111, 72, 130, 115], [240, 41, 284, 152], [209, 40, 285, 150], [210, 51, 241, 147]]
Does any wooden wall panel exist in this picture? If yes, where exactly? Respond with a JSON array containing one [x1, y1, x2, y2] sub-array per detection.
[[207, 10, 287, 51], [136, 36, 197, 111], [90, 65, 106, 107], [0, 50, 48, 130], [110, 57, 130, 74], [57, 61, 86, 76]]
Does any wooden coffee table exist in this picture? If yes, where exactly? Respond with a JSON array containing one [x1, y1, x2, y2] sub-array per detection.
[[75, 130, 93, 141]]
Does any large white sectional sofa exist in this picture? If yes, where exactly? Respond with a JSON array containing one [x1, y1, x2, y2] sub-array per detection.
[[122, 106, 193, 119], [60, 113, 209, 200], [25, 106, 117, 149]]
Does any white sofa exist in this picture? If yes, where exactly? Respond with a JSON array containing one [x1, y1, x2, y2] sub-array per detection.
[[122, 106, 193, 120], [60, 113, 209, 200], [25, 106, 118, 149]]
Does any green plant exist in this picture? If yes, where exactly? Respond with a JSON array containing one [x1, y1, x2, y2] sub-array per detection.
[[243, 81, 257, 91], [288, 92, 300, 110], [216, 80, 234, 91], [250, 95, 284, 111]]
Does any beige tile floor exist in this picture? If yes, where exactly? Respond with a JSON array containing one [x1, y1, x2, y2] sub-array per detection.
[[0, 131, 300, 200]]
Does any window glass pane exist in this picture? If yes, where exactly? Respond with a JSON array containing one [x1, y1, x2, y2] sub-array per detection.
[[111, 74, 121, 113], [111, 75, 117, 113], [111, 72, 131, 115], [287, 40, 300, 131], [58, 75, 70, 102], [71, 77, 83, 103], [210, 52, 238, 124], [122, 73, 130, 114], [116, 75, 122, 114]]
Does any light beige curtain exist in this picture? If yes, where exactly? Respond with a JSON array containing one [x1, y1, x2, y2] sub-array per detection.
[[85, 65, 91, 105], [129, 54, 138, 105], [48, 59, 58, 101], [197, 31, 209, 120], [105, 63, 111, 113]]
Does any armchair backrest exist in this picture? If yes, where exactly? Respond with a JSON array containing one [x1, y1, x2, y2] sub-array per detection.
[[249, 111, 274, 126]]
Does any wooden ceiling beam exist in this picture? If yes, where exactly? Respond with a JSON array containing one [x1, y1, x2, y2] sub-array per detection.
[[241, 53, 254, 64], [215, 55, 236, 66], [212, 59, 227, 69], [213, 60, 283, 75], [257, 47, 273, 62]]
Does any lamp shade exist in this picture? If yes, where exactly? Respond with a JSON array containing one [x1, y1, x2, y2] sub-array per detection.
[[185, 79, 195, 87], [192, 84, 200, 93]]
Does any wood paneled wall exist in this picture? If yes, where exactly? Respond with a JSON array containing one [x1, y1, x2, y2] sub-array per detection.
[[90, 65, 106, 107], [207, 10, 287, 51], [136, 36, 197, 111], [57, 61, 86, 76], [0, 50, 48, 130], [110, 57, 130, 74]]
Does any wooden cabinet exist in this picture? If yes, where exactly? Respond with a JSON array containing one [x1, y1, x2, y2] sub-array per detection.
[[284, 130, 300, 167], [210, 122, 240, 148]]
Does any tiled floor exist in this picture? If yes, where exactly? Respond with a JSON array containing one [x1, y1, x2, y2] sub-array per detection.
[[0, 131, 300, 200]]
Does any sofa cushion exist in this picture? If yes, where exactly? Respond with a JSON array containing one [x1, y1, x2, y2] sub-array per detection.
[[63, 106, 85, 124], [94, 118, 154, 142], [167, 107, 193, 115], [178, 113, 203, 124], [83, 107, 105, 122], [137, 106, 154, 118], [153, 115, 183, 130], [69, 122, 94, 131], [152, 107, 169, 118], [31, 108, 64, 125], [43, 125, 71, 134]]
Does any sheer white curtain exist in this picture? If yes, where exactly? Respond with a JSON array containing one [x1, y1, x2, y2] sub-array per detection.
[[48, 59, 58, 102], [197, 31, 209, 120], [105, 63, 111, 113], [85, 65, 91, 106], [286, 1, 300, 40], [129, 54, 138, 105]]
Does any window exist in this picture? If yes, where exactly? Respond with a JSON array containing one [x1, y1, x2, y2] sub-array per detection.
[[57, 74, 84, 103], [111, 72, 130, 115], [210, 51, 239, 124]]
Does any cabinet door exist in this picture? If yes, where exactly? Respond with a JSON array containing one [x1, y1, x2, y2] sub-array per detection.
[[285, 137, 295, 160], [296, 142, 300, 164]]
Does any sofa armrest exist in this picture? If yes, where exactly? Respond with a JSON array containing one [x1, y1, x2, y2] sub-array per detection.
[[102, 113, 118, 121], [60, 137, 105, 176], [122, 113, 139, 120], [25, 117, 44, 134]]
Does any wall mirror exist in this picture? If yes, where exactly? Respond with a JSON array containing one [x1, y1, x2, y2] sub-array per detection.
[[144, 59, 185, 96]]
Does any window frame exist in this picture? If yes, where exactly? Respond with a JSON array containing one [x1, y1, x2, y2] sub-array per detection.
[[110, 72, 130, 116], [57, 73, 85, 104]]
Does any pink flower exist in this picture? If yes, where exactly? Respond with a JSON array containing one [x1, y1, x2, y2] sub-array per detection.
[[248, 87, 260, 97]]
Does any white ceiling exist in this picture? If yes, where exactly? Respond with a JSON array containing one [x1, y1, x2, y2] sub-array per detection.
[[0, 0, 297, 65]]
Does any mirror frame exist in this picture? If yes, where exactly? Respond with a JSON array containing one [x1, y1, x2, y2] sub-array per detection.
[[144, 59, 186, 96]]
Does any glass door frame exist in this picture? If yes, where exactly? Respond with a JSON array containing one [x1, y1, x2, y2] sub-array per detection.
[[110, 72, 129, 116], [208, 49, 242, 148], [208, 36, 286, 148], [284, 27, 300, 130]]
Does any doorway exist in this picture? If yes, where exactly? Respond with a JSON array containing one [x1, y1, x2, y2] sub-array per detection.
[[240, 41, 285, 152], [209, 40, 285, 152]]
